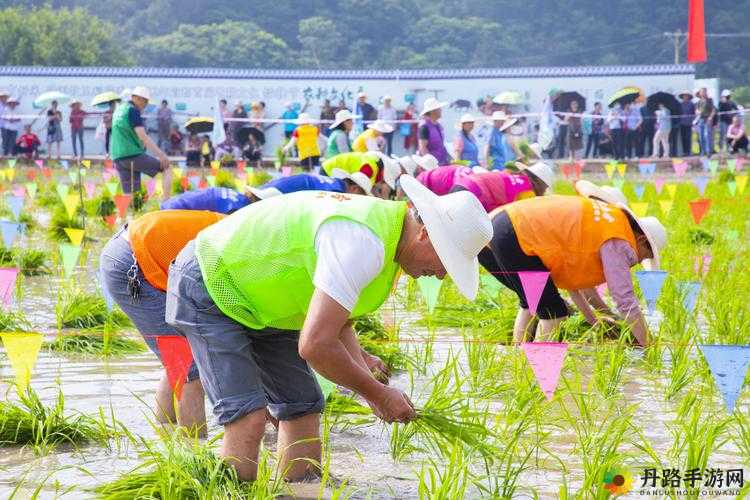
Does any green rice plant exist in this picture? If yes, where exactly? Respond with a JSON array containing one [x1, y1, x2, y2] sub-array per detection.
[[731, 412, 750, 465], [35, 183, 62, 209], [248, 169, 273, 187], [47, 204, 84, 241], [214, 168, 237, 188], [46, 331, 146, 356], [592, 341, 629, 399], [0, 309, 31, 331], [92, 194, 115, 218], [354, 314, 411, 371], [664, 341, 695, 401], [416, 444, 473, 499], [0, 248, 51, 276], [0, 388, 112, 453], [94, 433, 289, 499], [57, 290, 130, 330], [324, 392, 375, 430]]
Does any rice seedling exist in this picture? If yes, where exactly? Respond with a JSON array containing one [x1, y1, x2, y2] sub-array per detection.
[[730, 412, 750, 465], [57, 290, 130, 330], [94, 433, 289, 499], [0, 308, 31, 331], [0, 388, 112, 454], [214, 169, 237, 188], [0, 247, 51, 276], [47, 204, 84, 241], [416, 443, 473, 499], [324, 392, 376, 430], [353, 314, 411, 371], [592, 341, 629, 399]]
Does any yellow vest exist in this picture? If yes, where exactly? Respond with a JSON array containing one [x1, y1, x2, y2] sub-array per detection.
[[295, 124, 320, 160], [352, 129, 377, 152]]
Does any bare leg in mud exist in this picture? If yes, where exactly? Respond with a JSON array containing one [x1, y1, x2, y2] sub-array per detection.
[[154, 374, 207, 437]]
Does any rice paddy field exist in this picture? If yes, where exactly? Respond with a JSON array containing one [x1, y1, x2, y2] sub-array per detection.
[[0, 159, 749, 499]]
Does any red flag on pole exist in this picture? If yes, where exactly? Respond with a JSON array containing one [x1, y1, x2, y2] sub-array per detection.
[[687, 0, 707, 63]]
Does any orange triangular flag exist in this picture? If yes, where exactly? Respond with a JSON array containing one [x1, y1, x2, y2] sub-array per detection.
[[155, 336, 194, 399], [689, 198, 711, 224], [113, 194, 131, 218]]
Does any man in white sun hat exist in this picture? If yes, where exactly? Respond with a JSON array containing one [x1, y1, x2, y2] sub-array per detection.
[[480, 182, 666, 347], [166, 175, 493, 482], [418, 97, 451, 165], [111, 86, 171, 199], [326, 108, 354, 157], [352, 119, 394, 153]]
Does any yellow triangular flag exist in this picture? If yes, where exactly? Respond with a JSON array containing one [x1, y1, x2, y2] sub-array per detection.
[[659, 200, 673, 215], [0, 170, 6, 181], [63, 227, 85, 246], [172, 167, 183, 179], [5, 168, 15, 182], [736, 174, 748, 195], [1, 333, 43, 393], [631, 202, 649, 217], [665, 184, 677, 200], [617, 163, 627, 177], [210, 160, 220, 170], [236, 176, 247, 192], [63, 194, 80, 218], [604, 162, 616, 179], [81, 159, 91, 168]]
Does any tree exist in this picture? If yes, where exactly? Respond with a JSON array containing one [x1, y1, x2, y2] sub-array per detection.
[[0, 6, 131, 66], [135, 21, 292, 68], [298, 17, 341, 68]]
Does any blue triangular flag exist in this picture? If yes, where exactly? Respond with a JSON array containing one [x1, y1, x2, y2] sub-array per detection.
[[179, 160, 187, 168], [677, 281, 701, 313], [635, 270, 667, 314], [0, 221, 21, 248], [6, 195, 23, 220], [188, 175, 200, 190], [699, 345, 750, 412], [701, 157, 710, 172], [638, 162, 656, 176], [692, 176, 709, 196], [96, 270, 114, 311], [60, 159, 69, 170], [634, 183, 645, 200]]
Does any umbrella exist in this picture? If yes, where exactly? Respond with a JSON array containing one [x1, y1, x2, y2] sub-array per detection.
[[607, 87, 641, 108], [236, 126, 266, 146], [91, 91, 121, 107], [493, 91, 523, 105], [553, 91, 586, 112], [33, 91, 71, 109], [185, 117, 214, 134], [646, 92, 680, 116]]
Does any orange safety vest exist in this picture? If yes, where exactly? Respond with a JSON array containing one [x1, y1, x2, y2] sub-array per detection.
[[128, 209, 225, 291], [501, 195, 637, 290]]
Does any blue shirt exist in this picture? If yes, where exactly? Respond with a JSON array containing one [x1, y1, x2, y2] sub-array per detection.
[[262, 174, 346, 194], [282, 110, 298, 133], [160, 187, 250, 214], [488, 128, 515, 169]]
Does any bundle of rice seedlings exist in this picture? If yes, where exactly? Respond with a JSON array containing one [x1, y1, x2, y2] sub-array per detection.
[[46, 331, 146, 356], [354, 314, 410, 371], [214, 169, 237, 189], [0, 248, 51, 276], [0, 389, 111, 451], [47, 205, 84, 241], [325, 392, 375, 429], [0, 309, 31, 331], [94, 434, 287, 499], [58, 290, 130, 329]]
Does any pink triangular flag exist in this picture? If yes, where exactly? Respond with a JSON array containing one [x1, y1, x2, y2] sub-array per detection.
[[282, 166, 293, 177], [654, 177, 665, 194], [0, 267, 19, 308], [518, 271, 550, 316], [673, 160, 689, 176], [12, 186, 25, 198], [522, 342, 568, 400], [694, 253, 711, 278], [84, 181, 96, 199], [146, 178, 157, 197], [155, 336, 194, 399]]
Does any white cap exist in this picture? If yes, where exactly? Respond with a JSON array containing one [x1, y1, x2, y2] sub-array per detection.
[[383, 95, 392, 101], [491, 111, 509, 121], [384, 155, 419, 189], [420, 97, 448, 116], [296, 113, 313, 125], [331, 168, 373, 195], [0, 90, 9, 97], [721, 89, 732, 98], [399, 175, 493, 300], [131, 86, 151, 100], [615, 205, 667, 270], [6, 96, 19, 104], [358, 92, 367, 98], [523, 161, 555, 192], [575, 180, 627, 206], [459, 113, 476, 124], [368, 119, 394, 134], [413, 154, 438, 171], [329, 109, 354, 129]]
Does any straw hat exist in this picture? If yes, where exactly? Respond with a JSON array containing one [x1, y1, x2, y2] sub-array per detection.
[[515, 161, 554, 192], [131, 86, 151, 100], [358, 92, 367, 99], [329, 109, 354, 129], [6, 96, 19, 104], [615, 203, 666, 270], [368, 119, 394, 134], [420, 97, 448, 116], [331, 168, 373, 195], [296, 113, 313, 125], [412, 154, 438, 172], [459, 113, 476, 124], [575, 180, 628, 206], [247, 186, 283, 200], [399, 175, 493, 299]]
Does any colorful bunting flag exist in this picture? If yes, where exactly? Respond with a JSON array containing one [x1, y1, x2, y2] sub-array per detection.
[[35, 159, 44, 168], [708, 159, 719, 176], [0, 333, 43, 393], [81, 159, 91, 168], [631, 202, 649, 217], [180, 177, 189, 190], [638, 162, 656, 176], [634, 183, 645, 200], [659, 200, 673, 216], [654, 177, 665, 194], [6, 195, 23, 220], [59, 243, 81, 277], [172, 167, 184, 179], [113, 194, 131, 218], [518, 271, 550, 316], [63, 227, 85, 246], [616, 163, 627, 177], [728, 181, 737, 196], [699, 345, 750, 413], [206, 175, 216, 187], [84, 182, 96, 199], [105, 181, 119, 197], [672, 160, 689, 176], [56, 184, 69, 202], [155, 336, 194, 399], [677, 281, 701, 313], [282, 166, 293, 177], [604, 162, 616, 179], [11, 186, 25, 198], [736, 175, 748, 195], [665, 183, 677, 200], [63, 194, 80, 219], [635, 270, 667, 314], [0, 221, 21, 248], [689, 198, 711, 224], [694, 253, 711, 277], [0, 267, 19, 307], [692, 176, 709, 196], [24, 182, 37, 200], [6, 158, 16, 168], [560, 163, 572, 179], [522, 342, 568, 401], [4, 168, 15, 182], [417, 276, 443, 314]]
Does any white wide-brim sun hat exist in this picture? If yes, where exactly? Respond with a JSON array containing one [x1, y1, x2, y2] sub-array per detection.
[[575, 179, 627, 206], [615, 203, 667, 271], [368, 119, 394, 134], [515, 161, 555, 192], [399, 175, 493, 300], [385, 155, 419, 189], [247, 186, 283, 200], [459, 113, 476, 124], [413, 153, 438, 171], [131, 86, 152, 101], [329, 109, 354, 129], [421, 97, 448, 116], [331, 168, 373, 195]]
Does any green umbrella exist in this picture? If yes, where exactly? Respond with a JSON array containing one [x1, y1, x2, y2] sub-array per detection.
[[91, 91, 121, 107], [607, 87, 641, 108]]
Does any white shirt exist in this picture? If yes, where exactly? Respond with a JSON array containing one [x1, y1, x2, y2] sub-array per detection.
[[378, 105, 397, 126], [313, 219, 385, 311]]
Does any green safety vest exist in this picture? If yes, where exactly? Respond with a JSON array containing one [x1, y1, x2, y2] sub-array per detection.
[[321, 152, 380, 182], [326, 129, 351, 157], [195, 191, 407, 330], [110, 102, 145, 160]]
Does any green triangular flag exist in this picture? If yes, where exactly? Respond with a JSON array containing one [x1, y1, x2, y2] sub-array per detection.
[[6, 158, 16, 168], [68, 170, 78, 183], [612, 177, 625, 189], [106, 181, 119, 197], [417, 276, 443, 314], [206, 175, 216, 187], [24, 182, 37, 200], [709, 160, 719, 176], [728, 181, 737, 196], [56, 184, 69, 202], [59, 243, 81, 278], [480, 274, 504, 295]]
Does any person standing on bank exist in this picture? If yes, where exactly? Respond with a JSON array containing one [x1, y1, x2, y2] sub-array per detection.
[[110, 87, 171, 199], [69, 100, 87, 159], [165, 176, 493, 482], [418, 97, 451, 166], [453, 113, 480, 166], [678, 91, 696, 157], [326, 109, 354, 158], [46, 100, 63, 160], [718, 89, 738, 153], [377, 96, 398, 155]]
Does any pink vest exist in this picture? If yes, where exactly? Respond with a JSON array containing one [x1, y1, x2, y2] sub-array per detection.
[[455, 171, 533, 212], [416, 165, 473, 195]]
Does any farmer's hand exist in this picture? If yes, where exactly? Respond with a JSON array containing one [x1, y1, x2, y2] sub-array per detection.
[[362, 351, 390, 384], [368, 386, 415, 424], [158, 152, 170, 171]]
